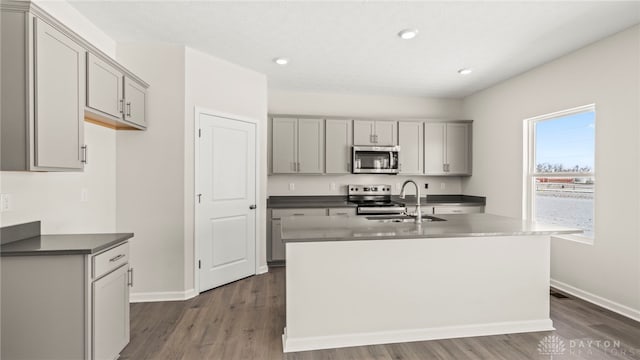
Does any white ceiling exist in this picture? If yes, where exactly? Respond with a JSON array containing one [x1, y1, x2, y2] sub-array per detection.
[[68, 1, 640, 98]]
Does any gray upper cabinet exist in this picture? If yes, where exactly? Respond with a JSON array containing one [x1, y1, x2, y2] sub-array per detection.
[[271, 117, 324, 174], [86, 55, 147, 129], [272, 118, 298, 173], [424, 121, 472, 176], [34, 19, 86, 170], [1, 12, 86, 171], [325, 119, 352, 174], [353, 120, 397, 146], [398, 121, 424, 174], [297, 118, 324, 173], [1, 2, 149, 171], [87, 53, 124, 119], [123, 77, 147, 128]]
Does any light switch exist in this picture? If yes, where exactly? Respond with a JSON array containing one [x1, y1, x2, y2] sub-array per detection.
[[0, 194, 12, 212], [330, 182, 336, 191], [440, 183, 446, 190], [289, 183, 295, 191]]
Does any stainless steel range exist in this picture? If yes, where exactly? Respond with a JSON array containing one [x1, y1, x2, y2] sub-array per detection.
[[348, 184, 406, 215]]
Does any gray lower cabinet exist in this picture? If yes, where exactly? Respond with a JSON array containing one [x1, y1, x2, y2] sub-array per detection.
[[328, 207, 357, 216], [268, 208, 331, 263], [1, 242, 132, 359], [2, 12, 87, 171], [432, 205, 484, 215]]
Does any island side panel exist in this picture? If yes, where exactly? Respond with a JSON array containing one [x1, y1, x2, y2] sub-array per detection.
[[284, 235, 552, 352]]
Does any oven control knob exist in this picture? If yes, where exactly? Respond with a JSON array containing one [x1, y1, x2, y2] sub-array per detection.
[[372, 187, 378, 191], [363, 187, 370, 191]]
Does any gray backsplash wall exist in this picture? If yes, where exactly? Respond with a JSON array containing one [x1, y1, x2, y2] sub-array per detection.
[[268, 175, 462, 196]]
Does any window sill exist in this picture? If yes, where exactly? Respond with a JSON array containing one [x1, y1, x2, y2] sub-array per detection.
[[551, 233, 594, 245]]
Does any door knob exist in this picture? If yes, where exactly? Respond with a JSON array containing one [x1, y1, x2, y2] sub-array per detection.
[[249, 205, 257, 210]]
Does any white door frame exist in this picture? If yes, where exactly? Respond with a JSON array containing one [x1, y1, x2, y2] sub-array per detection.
[[194, 106, 262, 293]]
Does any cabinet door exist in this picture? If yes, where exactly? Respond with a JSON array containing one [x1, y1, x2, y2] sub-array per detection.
[[271, 220, 285, 261], [353, 120, 375, 145], [374, 120, 397, 146], [433, 205, 483, 214], [123, 77, 147, 128], [87, 53, 123, 119], [424, 123, 446, 175], [34, 19, 85, 170], [325, 119, 352, 173], [398, 122, 423, 174], [328, 208, 357, 216], [93, 265, 130, 360], [297, 118, 324, 173], [272, 118, 298, 173], [445, 123, 470, 175]]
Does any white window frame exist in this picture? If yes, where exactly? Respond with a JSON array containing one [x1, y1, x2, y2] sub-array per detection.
[[523, 104, 596, 244]]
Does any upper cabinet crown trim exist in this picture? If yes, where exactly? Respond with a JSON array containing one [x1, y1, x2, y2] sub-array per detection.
[[1, 0, 149, 88]]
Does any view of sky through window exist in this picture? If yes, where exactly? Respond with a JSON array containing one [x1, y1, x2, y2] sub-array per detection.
[[535, 111, 595, 172]]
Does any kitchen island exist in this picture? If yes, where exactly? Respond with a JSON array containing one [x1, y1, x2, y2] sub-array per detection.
[[281, 213, 580, 353]]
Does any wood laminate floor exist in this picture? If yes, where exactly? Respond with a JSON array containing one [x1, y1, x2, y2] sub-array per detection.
[[121, 267, 640, 360]]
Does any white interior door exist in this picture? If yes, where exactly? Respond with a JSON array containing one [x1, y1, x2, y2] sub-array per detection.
[[197, 113, 256, 292]]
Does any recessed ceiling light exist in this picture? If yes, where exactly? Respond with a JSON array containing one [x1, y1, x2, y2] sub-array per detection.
[[398, 29, 418, 40], [273, 57, 289, 65], [457, 68, 473, 75]]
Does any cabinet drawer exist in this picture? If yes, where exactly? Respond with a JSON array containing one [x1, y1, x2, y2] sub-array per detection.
[[272, 208, 327, 219], [433, 205, 484, 215], [328, 208, 357, 216], [93, 242, 129, 279]]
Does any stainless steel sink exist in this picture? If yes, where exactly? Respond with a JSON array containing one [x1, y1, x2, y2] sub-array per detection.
[[365, 215, 446, 223]]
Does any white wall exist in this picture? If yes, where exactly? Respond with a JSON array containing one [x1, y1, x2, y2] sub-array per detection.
[[462, 25, 640, 318], [113, 45, 268, 299], [184, 47, 269, 289], [267, 90, 467, 196], [0, 124, 116, 233], [115, 44, 187, 297], [0, 1, 118, 233], [33, 0, 116, 57]]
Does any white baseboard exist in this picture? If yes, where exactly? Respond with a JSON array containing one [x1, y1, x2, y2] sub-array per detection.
[[130, 288, 198, 303], [551, 279, 640, 322], [282, 319, 553, 353], [257, 265, 269, 275]]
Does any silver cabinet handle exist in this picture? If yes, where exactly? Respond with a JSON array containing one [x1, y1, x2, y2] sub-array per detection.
[[126, 102, 132, 117], [127, 268, 134, 287], [374, 134, 378, 143], [81, 145, 88, 164], [293, 213, 305, 216], [249, 204, 257, 210], [297, 162, 301, 172], [119, 99, 124, 114], [109, 254, 125, 262]]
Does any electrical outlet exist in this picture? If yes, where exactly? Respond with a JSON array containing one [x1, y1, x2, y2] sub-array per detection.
[[288, 183, 295, 191], [80, 188, 89, 202], [0, 194, 12, 212], [330, 182, 336, 191], [424, 183, 429, 189], [440, 183, 446, 190]]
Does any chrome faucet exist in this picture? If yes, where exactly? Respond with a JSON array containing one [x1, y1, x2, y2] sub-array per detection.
[[400, 180, 422, 223]]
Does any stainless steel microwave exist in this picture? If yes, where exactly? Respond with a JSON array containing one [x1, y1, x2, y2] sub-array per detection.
[[352, 146, 400, 174]]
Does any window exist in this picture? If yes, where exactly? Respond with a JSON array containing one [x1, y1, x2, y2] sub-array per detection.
[[524, 104, 595, 242]]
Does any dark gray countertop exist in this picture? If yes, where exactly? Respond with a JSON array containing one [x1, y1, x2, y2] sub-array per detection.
[[268, 196, 357, 209], [267, 194, 486, 208], [1, 233, 134, 256], [281, 213, 580, 242]]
